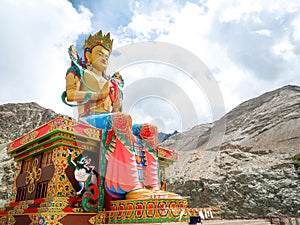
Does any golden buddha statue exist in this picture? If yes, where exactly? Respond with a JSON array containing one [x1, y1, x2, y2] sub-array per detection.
[[62, 30, 182, 201], [64, 31, 122, 118]]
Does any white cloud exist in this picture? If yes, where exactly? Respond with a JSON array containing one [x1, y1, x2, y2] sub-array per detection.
[[291, 14, 300, 42], [120, 63, 212, 131], [208, 1, 300, 81], [127, 96, 182, 133], [0, 0, 92, 116], [255, 29, 272, 37], [115, 0, 300, 120], [272, 42, 294, 58]]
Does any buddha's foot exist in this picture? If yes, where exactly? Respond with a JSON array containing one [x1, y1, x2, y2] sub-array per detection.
[[125, 189, 183, 200]]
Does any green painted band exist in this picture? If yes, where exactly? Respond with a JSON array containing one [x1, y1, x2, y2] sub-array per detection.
[[61, 91, 92, 107]]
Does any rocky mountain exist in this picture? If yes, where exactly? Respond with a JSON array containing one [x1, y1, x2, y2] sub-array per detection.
[[158, 130, 178, 143], [0, 102, 60, 144], [0, 102, 60, 206], [160, 85, 300, 217], [0, 85, 299, 218]]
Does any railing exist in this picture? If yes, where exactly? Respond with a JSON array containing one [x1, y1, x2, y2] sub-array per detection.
[[213, 216, 300, 225]]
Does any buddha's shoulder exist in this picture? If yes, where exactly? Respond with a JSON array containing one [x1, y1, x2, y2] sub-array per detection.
[[66, 65, 81, 78]]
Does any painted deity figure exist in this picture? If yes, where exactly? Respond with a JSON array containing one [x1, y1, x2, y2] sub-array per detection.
[[63, 30, 182, 201], [67, 150, 97, 195]]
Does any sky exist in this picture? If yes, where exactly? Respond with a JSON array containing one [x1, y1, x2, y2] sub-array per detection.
[[1, 0, 300, 133]]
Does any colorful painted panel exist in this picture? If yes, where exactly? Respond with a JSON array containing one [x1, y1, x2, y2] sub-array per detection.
[[12, 133, 100, 162], [157, 147, 178, 168], [108, 198, 189, 223], [7, 117, 101, 155]]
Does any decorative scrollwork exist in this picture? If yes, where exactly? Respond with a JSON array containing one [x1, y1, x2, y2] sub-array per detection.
[[20, 130, 39, 145], [25, 158, 42, 193], [82, 174, 99, 212]]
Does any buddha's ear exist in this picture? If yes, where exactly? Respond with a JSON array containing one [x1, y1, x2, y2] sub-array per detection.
[[85, 51, 92, 63]]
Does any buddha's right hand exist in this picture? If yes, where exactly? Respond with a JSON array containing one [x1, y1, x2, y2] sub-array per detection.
[[98, 80, 110, 99]]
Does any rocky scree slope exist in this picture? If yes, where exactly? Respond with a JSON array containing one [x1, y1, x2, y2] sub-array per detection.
[[0, 102, 59, 206], [161, 85, 300, 218]]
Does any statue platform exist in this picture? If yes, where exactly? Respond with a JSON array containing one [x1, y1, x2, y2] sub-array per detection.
[[0, 117, 189, 225]]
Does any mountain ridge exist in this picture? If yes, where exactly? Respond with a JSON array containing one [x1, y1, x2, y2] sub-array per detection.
[[160, 84, 300, 217]]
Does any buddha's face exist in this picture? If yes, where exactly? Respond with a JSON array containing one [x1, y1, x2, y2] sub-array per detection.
[[88, 45, 110, 73]]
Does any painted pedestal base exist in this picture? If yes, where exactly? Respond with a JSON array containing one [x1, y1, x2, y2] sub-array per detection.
[[107, 198, 189, 223]]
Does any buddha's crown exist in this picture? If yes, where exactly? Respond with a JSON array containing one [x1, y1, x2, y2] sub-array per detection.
[[82, 30, 113, 53]]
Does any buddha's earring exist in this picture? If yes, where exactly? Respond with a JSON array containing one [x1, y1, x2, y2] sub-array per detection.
[[87, 63, 93, 71]]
